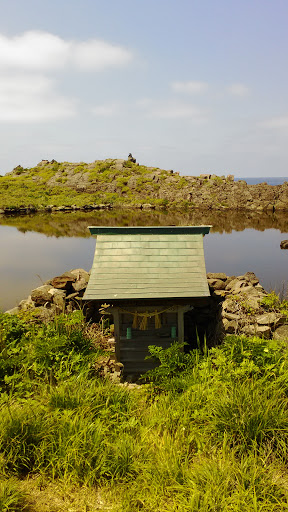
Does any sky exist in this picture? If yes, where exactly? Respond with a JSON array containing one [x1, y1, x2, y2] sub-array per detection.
[[0, 0, 287, 177]]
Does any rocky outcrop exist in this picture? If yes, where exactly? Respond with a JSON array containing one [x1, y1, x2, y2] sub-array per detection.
[[280, 240, 288, 249], [183, 271, 287, 345], [5, 268, 90, 321], [1, 204, 112, 216], [2, 158, 288, 212], [274, 325, 288, 341], [127, 153, 136, 163], [207, 271, 287, 338]]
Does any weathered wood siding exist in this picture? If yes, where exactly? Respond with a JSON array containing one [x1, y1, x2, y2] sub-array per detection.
[[114, 307, 186, 374], [119, 338, 173, 374]]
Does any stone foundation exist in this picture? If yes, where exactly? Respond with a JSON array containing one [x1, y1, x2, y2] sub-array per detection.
[[5, 269, 288, 342], [207, 271, 287, 340]]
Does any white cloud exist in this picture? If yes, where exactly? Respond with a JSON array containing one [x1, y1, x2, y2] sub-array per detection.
[[0, 74, 76, 122], [72, 40, 132, 71], [260, 116, 288, 128], [0, 31, 133, 72], [171, 81, 208, 94], [227, 83, 250, 96], [90, 99, 208, 121], [0, 32, 68, 70], [134, 98, 153, 108], [0, 31, 133, 123], [91, 103, 122, 117], [0, 74, 53, 95], [144, 101, 208, 121]]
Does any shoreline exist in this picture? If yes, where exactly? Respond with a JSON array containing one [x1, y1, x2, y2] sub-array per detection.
[[1, 201, 288, 217]]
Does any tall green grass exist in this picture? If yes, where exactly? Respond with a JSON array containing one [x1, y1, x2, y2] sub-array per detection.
[[1, 311, 288, 510], [0, 310, 104, 396], [0, 478, 26, 511]]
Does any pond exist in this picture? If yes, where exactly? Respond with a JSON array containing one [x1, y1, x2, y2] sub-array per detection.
[[1, 208, 287, 312]]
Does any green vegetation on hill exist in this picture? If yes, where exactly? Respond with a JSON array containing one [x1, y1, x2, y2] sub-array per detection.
[[1, 307, 288, 510], [1, 157, 288, 212], [0, 174, 101, 210], [0, 159, 175, 209]]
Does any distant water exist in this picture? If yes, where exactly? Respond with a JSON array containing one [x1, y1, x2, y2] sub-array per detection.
[[235, 177, 288, 185]]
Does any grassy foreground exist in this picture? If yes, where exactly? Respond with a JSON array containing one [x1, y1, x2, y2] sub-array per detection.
[[1, 311, 288, 511]]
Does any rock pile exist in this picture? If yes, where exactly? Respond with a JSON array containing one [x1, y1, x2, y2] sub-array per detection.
[[94, 354, 123, 381], [127, 153, 136, 163], [207, 271, 287, 339], [7, 269, 89, 321]]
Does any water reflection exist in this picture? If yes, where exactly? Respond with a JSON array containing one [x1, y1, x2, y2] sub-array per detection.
[[0, 209, 287, 312], [0, 227, 96, 312], [1, 208, 288, 237], [204, 230, 288, 294]]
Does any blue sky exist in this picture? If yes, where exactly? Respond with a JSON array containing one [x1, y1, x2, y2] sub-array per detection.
[[0, 0, 287, 177]]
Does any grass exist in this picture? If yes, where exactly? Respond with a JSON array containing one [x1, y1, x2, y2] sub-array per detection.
[[0, 175, 102, 208], [1, 308, 288, 510], [0, 478, 27, 511], [0, 159, 172, 209]]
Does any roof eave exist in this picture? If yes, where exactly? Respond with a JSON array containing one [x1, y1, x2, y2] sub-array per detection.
[[88, 226, 211, 236]]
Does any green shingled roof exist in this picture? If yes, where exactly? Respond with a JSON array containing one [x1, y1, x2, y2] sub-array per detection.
[[83, 226, 211, 301]]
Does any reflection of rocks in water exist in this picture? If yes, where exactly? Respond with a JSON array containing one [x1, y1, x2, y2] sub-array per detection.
[[1, 208, 288, 237], [280, 240, 288, 249]]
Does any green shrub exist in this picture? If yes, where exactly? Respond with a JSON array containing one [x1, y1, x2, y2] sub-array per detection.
[[156, 198, 169, 207], [123, 160, 133, 168], [143, 342, 193, 383], [0, 311, 103, 395], [116, 177, 128, 188], [216, 335, 286, 376], [177, 176, 188, 188], [73, 164, 86, 174], [261, 292, 288, 317], [13, 166, 26, 176]]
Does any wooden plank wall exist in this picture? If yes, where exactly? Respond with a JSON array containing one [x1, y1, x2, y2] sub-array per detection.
[[117, 309, 182, 374]]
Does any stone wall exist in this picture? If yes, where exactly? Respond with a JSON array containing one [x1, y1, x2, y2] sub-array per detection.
[[5, 269, 288, 342], [207, 272, 287, 340]]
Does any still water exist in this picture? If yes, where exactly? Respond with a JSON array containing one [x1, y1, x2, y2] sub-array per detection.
[[0, 209, 287, 311]]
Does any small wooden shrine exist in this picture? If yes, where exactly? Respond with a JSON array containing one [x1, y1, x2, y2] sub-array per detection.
[[83, 226, 211, 374]]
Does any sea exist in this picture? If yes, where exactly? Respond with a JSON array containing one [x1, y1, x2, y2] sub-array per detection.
[[235, 177, 288, 185]]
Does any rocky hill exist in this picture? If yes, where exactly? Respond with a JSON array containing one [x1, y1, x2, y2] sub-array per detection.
[[1, 157, 288, 212]]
